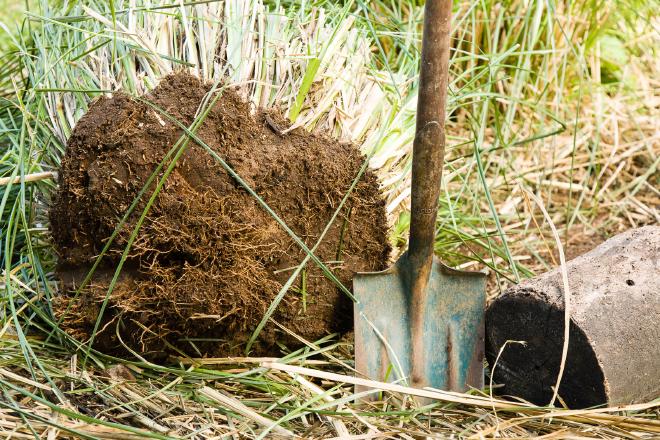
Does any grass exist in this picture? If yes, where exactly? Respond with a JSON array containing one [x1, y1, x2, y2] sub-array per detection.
[[0, 0, 658, 438]]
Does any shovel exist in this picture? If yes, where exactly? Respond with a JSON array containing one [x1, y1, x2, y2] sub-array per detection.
[[354, 0, 486, 394]]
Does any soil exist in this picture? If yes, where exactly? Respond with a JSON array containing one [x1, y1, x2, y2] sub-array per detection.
[[50, 72, 390, 359]]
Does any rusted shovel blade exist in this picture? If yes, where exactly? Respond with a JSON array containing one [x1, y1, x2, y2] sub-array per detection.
[[354, 254, 486, 393]]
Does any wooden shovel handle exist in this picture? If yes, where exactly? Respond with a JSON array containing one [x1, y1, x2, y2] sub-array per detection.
[[409, 0, 451, 268], [408, 0, 452, 388]]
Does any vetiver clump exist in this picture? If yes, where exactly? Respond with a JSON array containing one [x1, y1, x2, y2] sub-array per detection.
[[51, 72, 390, 359]]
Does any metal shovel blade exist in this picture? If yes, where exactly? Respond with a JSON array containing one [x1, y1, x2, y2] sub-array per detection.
[[354, 254, 486, 392]]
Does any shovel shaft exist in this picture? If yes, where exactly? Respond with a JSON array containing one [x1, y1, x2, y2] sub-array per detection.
[[409, 0, 452, 270], [408, 0, 452, 387]]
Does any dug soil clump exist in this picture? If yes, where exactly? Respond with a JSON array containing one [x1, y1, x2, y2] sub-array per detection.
[[51, 72, 390, 359]]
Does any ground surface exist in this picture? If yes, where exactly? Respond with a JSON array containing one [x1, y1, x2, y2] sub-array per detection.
[[1, 1, 658, 438]]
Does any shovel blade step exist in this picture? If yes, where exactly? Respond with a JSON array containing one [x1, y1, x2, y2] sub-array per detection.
[[354, 255, 486, 393]]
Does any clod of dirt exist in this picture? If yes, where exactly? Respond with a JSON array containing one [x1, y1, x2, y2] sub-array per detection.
[[51, 72, 390, 359]]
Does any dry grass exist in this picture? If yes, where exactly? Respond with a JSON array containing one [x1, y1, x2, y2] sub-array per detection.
[[0, 0, 658, 438], [0, 339, 659, 439]]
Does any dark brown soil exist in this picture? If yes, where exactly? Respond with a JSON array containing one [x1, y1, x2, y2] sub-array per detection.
[[50, 72, 390, 359]]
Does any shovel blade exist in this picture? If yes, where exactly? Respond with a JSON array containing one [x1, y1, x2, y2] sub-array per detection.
[[354, 255, 486, 392]]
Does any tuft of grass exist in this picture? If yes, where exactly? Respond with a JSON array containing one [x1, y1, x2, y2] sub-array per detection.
[[0, 0, 658, 438]]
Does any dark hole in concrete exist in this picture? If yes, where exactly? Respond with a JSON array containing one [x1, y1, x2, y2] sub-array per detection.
[[486, 296, 608, 408], [626, 279, 635, 286]]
